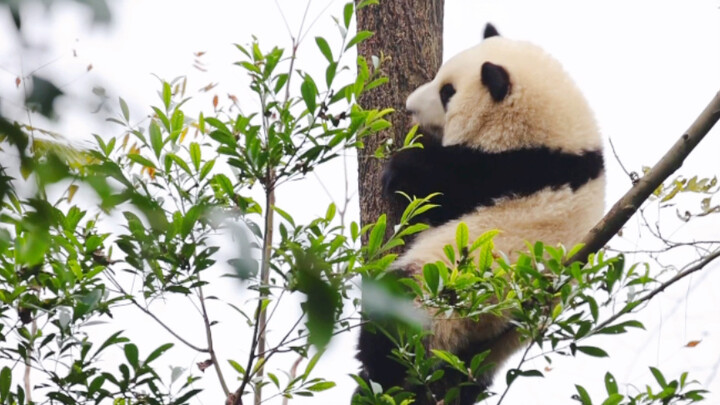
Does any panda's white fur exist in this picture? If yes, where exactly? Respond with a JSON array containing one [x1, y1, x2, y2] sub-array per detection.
[[356, 25, 605, 405]]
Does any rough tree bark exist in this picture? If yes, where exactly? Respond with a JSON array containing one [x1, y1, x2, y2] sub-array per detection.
[[355, 0, 444, 240]]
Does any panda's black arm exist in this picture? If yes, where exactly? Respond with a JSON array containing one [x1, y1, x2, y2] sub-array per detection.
[[382, 139, 494, 225]]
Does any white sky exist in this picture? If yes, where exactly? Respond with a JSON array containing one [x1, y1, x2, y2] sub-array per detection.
[[1, 0, 720, 404]]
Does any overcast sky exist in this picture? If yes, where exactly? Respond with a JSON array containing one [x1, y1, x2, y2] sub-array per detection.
[[1, 1, 720, 404]]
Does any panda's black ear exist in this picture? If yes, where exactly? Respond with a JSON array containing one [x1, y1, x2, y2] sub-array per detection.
[[484, 23, 500, 39], [481, 62, 510, 102]]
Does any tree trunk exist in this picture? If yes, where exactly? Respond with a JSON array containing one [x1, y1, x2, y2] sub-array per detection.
[[355, 0, 444, 240]]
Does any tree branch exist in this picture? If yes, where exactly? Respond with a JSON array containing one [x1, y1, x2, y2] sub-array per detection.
[[105, 273, 208, 353], [568, 90, 720, 263], [129, 297, 209, 353], [253, 177, 275, 405]]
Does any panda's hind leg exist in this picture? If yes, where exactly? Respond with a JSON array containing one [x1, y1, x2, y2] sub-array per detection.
[[355, 322, 407, 392]]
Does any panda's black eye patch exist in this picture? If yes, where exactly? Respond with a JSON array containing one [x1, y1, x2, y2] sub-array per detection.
[[439, 83, 456, 110]]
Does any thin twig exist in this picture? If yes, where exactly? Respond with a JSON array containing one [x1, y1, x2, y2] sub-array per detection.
[[257, 316, 304, 358], [298, 1, 338, 45], [107, 273, 208, 353], [607, 136, 633, 183], [495, 343, 533, 405], [131, 298, 209, 353], [198, 284, 230, 397], [234, 295, 265, 405]]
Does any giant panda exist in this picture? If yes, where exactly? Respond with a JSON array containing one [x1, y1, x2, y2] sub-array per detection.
[[355, 24, 606, 405]]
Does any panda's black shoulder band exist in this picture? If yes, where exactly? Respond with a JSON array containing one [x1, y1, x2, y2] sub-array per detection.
[[383, 144, 604, 226]]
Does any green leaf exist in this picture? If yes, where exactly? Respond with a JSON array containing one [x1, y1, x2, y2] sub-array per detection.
[[456, 222, 468, 250], [145, 343, 173, 364], [506, 368, 520, 386], [273, 73, 288, 94], [343, 2, 353, 28], [601, 394, 624, 405], [124, 343, 139, 369], [587, 295, 599, 322], [162, 81, 172, 110], [604, 372, 618, 395], [228, 359, 245, 375], [325, 62, 337, 88], [551, 302, 563, 321], [345, 30, 373, 50], [431, 350, 465, 372], [88, 376, 105, 395], [357, 0, 379, 9], [576, 346, 608, 358], [366, 214, 386, 258], [303, 351, 322, 381], [119, 97, 130, 121], [167, 153, 192, 175], [443, 245, 455, 264], [520, 369, 544, 378], [423, 264, 440, 296], [190, 142, 201, 170], [596, 320, 645, 335], [315, 37, 333, 62], [574, 384, 592, 405], [149, 121, 163, 158], [182, 204, 204, 237], [301, 76, 317, 112], [397, 223, 429, 239], [173, 389, 202, 404], [307, 381, 336, 392], [127, 153, 156, 168], [477, 242, 494, 271], [274, 206, 295, 227], [268, 372, 280, 388], [0, 367, 10, 401], [205, 117, 232, 136], [325, 203, 336, 221], [213, 174, 234, 197], [650, 366, 667, 388], [199, 159, 215, 180], [93, 330, 129, 359]]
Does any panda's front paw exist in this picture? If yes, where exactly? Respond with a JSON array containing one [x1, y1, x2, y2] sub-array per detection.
[[382, 163, 401, 197], [382, 152, 418, 196]]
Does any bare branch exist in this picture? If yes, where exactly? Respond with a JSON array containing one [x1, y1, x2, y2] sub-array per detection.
[[106, 272, 209, 353], [569, 90, 720, 263]]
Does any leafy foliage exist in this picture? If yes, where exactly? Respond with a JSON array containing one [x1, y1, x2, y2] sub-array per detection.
[[0, 1, 395, 403], [0, 1, 715, 404]]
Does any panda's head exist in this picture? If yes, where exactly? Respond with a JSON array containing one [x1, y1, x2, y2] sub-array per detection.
[[406, 24, 601, 154]]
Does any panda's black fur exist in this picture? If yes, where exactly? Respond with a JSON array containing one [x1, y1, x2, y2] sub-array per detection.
[[382, 135, 604, 227], [355, 24, 605, 405]]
